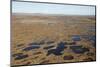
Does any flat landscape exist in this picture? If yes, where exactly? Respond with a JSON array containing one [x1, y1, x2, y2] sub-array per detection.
[[11, 13, 96, 66]]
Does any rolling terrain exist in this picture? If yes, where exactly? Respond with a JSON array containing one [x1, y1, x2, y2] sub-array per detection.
[[11, 13, 96, 66]]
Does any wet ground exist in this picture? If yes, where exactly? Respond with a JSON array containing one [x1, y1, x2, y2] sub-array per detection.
[[11, 14, 96, 66]]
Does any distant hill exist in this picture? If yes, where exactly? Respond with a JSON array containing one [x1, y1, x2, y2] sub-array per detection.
[[12, 13, 95, 17]]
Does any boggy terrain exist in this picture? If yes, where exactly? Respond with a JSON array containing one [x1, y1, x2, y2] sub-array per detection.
[[11, 13, 96, 66]]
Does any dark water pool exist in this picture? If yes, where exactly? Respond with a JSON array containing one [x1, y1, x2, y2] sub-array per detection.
[[71, 34, 96, 48], [23, 45, 40, 51], [70, 45, 89, 54], [57, 42, 67, 50], [81, 35, 96, 42], [72, 35, 95, 42], [72, 35, 81, 41], [46, 42, 67, 56], [15, 54, 28, 60]]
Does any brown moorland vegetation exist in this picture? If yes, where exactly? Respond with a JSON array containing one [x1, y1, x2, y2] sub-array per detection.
[[11, 13, 96, 66]]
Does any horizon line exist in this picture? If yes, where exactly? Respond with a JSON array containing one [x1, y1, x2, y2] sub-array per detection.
[[12, 12, 96, 16]]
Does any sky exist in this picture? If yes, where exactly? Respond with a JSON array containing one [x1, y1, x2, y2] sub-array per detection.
[[12, 1, 95, 15]]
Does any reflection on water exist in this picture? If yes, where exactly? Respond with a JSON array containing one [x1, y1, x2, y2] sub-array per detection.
[[81, 35, 95, 41], [72, 35, 81, 41]]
